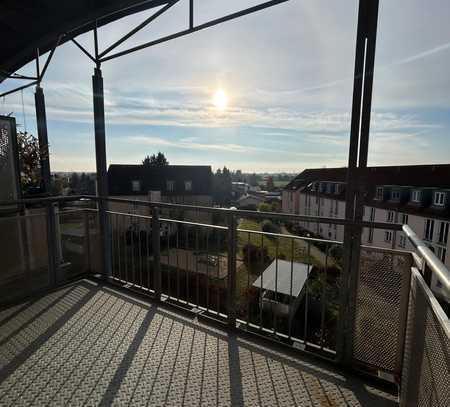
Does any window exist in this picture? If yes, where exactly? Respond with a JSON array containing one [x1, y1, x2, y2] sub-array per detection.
[[384, 231, 393, 242], [437, 247, 447, 263], [375, 187, 384, 200], [335, 201, 339, 215], [434, 191, 446, 206], [438, 222, 449, 244], [320, 183, 326, 193], [184, 180, 192, 191], [391, 190, 401, 201], [326, 183, 332, 194], [131, 180, 141, 192], [387, 211, 394, 223], [401, 214, 408, 225], [399, 235, 407, 248], [424, 219, 435, 241], [335, 184, 341, 195], [411, 190, 422, 203], [166, 180, 175, 192], [311, 182, 316, 192], [369, 207, 375, 221]]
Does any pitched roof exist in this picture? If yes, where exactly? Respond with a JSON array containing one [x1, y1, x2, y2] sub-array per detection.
[[284, 164, 450, 219], [108, 164, 212, 196], [285, 164, 450, 191]]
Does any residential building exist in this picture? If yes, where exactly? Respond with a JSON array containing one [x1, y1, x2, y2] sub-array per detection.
[[108, 164, 213, 223], [282, 165, 450, 274]]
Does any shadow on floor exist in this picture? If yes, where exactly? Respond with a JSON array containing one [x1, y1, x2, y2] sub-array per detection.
[[0, 279, 398, 406]]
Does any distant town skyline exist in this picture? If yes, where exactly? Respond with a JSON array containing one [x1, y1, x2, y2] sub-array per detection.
[[1, 0, 450, 172]]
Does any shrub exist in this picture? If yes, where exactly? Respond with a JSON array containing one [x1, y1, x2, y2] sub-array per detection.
[[243, 243, 269, 265], [261, 220, 281, 234]]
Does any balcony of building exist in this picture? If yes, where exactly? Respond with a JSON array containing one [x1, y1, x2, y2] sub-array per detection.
[[0, 196, 449, 406]]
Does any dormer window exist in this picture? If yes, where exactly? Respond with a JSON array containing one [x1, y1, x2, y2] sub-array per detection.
[[434, 191, 446, 207], [375, 187, 384, 200], [320, 183, 326, 193], [310, 182, 316, 192], [391, 190, 400, 201], [131, 180, 141, 192], [411, 190, 422, 203], [166, 180, 175, 192]]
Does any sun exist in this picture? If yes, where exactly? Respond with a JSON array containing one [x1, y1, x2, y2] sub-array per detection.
[[213, 88, 229, 111]]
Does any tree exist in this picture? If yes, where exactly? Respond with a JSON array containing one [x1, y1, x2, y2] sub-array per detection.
[[266, 176, 275, 191], [212, 166, 232, 206], [16, 132, 42, 193], [142, 152, 169, 167]]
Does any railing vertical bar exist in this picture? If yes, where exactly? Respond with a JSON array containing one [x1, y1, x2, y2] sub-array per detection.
[[273, 238, 279, 333], [145, 215, 150, 290], [84, 210, 92, 274], [206, 228, 210, 312], [152, 207, 161, 300], [117, 214, 122, 281], [216, 229, 220, 314], [167, 223, 171, 299], [288, 238, 294, 339], [320, 243, 330, 350], [226, 213, 237, 327], [195, 225, 200, 308], [246, 231, 251, 328], [110, 213, 116, 277], [176, 228, 180, 301], [259, 232, 264, 331], [131, 213, 136, 287], [138, 217, 143, 287], [185, 227, 190, 304], [123, 214, 128, 284], [304, 241, 311, 344]]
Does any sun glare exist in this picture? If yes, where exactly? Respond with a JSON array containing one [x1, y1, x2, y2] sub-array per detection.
[[213, 88, 228, 111]]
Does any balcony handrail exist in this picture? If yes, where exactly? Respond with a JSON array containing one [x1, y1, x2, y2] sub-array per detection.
[[0, 194, 404, 231], [403, 224, 450, 295]]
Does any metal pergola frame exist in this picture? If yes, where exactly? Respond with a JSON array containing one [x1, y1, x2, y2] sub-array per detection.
[[0, 0, 380, 368]]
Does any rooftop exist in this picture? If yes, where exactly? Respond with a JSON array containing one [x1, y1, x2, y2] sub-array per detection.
[[0, 278, 397, 406]]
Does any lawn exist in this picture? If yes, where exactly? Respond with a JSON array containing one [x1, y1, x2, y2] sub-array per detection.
[[237, 218, 319, 265]]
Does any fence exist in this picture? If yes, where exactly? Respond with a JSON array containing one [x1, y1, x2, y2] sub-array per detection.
[[1, 195, 449, 402]]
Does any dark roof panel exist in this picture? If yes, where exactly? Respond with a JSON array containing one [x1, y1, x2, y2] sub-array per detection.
[[108, 164, 212, 196]]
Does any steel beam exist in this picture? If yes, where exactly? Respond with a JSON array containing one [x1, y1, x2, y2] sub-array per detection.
[[99, 0, 181, 58], [337, 0, 380, 366], [101, 0, 289, 62], [92, 67, 112, 278]]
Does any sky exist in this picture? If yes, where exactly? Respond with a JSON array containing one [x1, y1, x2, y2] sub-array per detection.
[[1, 0, 450, 173]]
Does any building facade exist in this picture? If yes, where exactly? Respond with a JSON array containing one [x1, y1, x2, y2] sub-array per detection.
[[108, 164, 213, 224], [282, 165, 450, 274]]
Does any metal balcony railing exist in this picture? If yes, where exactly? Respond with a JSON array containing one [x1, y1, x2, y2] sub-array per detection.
[[0, 195, 449, 406]]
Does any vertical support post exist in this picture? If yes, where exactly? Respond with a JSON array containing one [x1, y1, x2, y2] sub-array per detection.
[[35, 86, 51, 194], [92, 66, 111, 278], [152, 206, 162, 300], [337, 0, 379, 366], [227, 212, 237, 327]]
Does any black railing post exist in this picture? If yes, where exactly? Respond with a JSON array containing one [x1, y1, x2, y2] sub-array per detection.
[[227, 212, 238, 327], [152, 206, 162, 300], [337, 0, 380, 366]]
